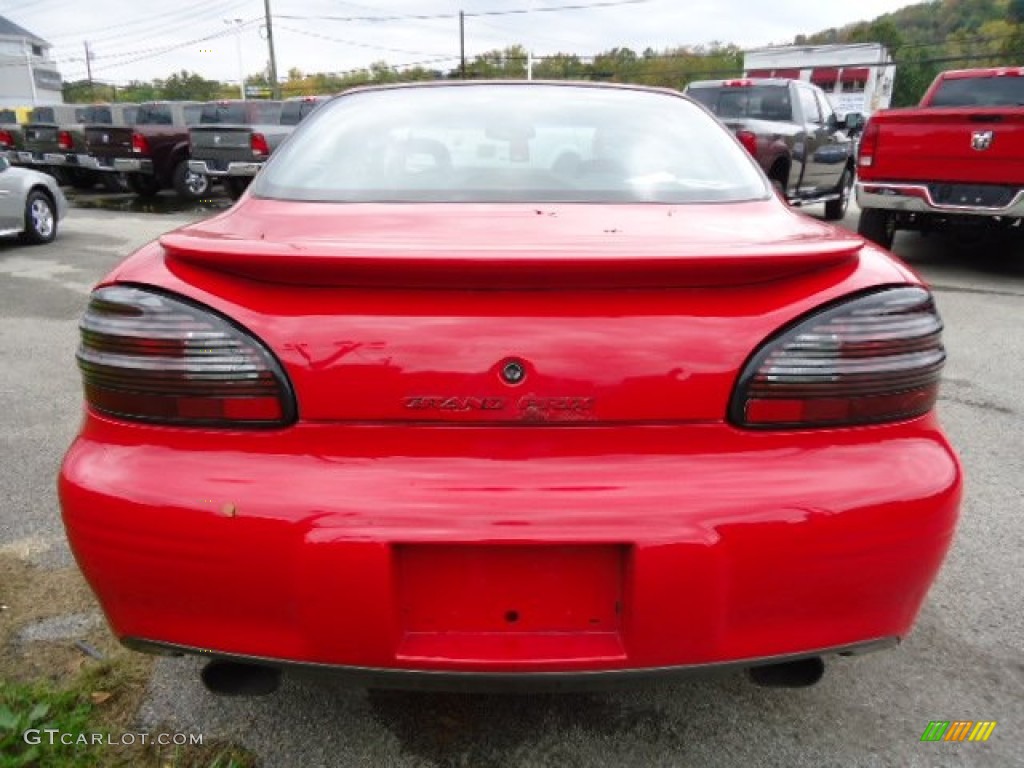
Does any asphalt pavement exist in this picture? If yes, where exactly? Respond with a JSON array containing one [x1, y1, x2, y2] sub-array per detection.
[[1, 193, 1021, 767]]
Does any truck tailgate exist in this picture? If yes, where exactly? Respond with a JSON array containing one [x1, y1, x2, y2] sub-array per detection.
[[868, 107, 1024, 185]]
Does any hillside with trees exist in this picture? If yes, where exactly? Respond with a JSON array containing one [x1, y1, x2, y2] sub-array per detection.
[[63, 0, 1024, 107]]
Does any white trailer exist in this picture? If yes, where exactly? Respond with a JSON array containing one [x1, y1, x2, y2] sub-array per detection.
[[743, 43, 895, 117]]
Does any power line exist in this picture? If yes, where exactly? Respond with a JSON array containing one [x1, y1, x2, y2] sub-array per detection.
[[275, 24, 447, 58], [277, 0, 652, 24]]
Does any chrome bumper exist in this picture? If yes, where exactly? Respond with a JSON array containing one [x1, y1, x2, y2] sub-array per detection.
[[75, 154, 117, 171], [43, 152, 70, 166], [189, 159, 263, 178], [113, 157, 154, 174], [856, 182, 1024, 217]]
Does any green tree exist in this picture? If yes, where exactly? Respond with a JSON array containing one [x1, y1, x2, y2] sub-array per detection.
[[161, 70, 221, 101]]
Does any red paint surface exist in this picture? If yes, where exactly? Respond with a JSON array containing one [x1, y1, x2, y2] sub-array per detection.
[[60, 193, 963, 673]]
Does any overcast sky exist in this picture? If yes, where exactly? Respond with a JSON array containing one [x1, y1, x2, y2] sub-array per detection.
[[3, 0, 921, 86]]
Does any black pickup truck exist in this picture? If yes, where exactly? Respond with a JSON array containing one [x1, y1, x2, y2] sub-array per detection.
[[85, 101, 207, 200], [188, 96, 327, 199], [16, 104, 136, 190], [187, 100, 283, 199], [685, 78, 863, 220]]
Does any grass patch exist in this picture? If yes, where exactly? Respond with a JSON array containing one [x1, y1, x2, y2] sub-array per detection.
[[0, 555, 256, 767]]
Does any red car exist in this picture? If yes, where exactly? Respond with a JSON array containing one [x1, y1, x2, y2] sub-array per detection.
[[60, 82, 961, 695]]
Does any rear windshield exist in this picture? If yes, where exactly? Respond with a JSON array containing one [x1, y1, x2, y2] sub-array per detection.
[[80, 106, 113, 124], [687, 85, 793, 121], [279, 99, 323, 125], [136, 105, 173, 125], [0, 109, 15, 123], [200, 101, 281, 124], [30, 107, 55, 123], [254, 85, 768, 204], [930, 76, 1024, 107], [136, 105, 202, 125]]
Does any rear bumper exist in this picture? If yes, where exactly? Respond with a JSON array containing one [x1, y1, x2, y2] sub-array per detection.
[[76, 154, 116, 171], [60, 416, 961, 676], [125, 636, 898, 692], [113, 158, 153, 174], [856, 181, 1024, 217], [188, 159, 263, 177], [13, 150, 44, 166]]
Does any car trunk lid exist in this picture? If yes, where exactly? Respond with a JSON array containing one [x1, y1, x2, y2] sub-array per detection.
[[161, 200, 861, 289], [147, 201, 869, 425]]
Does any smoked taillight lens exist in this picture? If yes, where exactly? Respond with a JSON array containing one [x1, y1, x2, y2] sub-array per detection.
[[858, 118, 879, 168], [736, 130, 758, 156], [731, 287, 945, 428], [131, 132, 150, 154], [76, 286, 295, 427], [250, 132, 270, 157], [58, 130, 73, 150]]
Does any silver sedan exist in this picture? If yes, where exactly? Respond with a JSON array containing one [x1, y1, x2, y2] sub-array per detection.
[[0, 155, 68, 245]]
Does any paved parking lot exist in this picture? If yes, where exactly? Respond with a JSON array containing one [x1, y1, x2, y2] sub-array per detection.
[[1, 193, 1021, 767]]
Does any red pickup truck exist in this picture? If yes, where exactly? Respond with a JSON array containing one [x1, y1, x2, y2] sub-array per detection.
[[856, 67, 1024, 248]]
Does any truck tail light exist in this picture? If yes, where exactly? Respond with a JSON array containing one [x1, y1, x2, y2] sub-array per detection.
[[858, 118, 879, 168], [731, 287, 945, 428], [58, 130, 73, 151], [0, 129, 12, 148], [250, 132, 269, 157], [736, 130, 758, 156], [131, 132, 150, 154], [725, 80, 753, 88], [76, 285, 296, 427]]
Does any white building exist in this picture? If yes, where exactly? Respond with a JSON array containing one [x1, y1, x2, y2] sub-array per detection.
[[744, 43, 895, 116], [0, 15, 62, 107]]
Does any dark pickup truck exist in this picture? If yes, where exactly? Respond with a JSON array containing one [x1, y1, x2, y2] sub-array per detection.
[[0, 108, 29, 161], [856, 67, 1024, 249], [686, 78, 863, 220], [188, 96, 326, 199], [187, 100, 283, 199], [85, 101, 207, 200], [21, 104, 138, 191]]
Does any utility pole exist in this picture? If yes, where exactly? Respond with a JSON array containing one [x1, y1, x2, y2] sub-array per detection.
[[84, 41, 94, 100], [224, 19, 245, 100], [263, 0, 280, 99], [459, 11, 466, 79]]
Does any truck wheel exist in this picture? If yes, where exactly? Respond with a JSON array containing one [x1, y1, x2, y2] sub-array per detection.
[[20, 189, 57, 245], [857, 208, 896, 249], [225, 177, 251, 200], [824, 166, 853, 221], [126, 173, 161, 198], [173, 159, 210, 201]]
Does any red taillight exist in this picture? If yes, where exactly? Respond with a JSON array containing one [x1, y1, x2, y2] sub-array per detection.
[[736, 129, 758, 156], [0, 129, 12, 148], [858, 118, 879, 168], [250, 132, 270, 157], [732, 287, 945, 428], [58, 130, 73, 150], [131, 132, 150, 154], [76, 286, 295, 427], [725, 79, 753, 88]]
